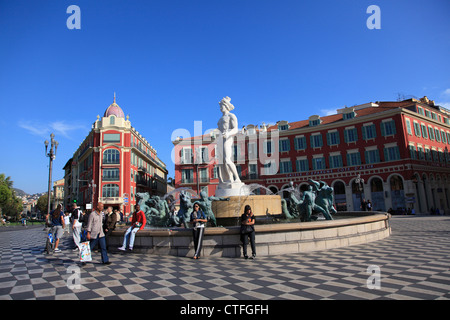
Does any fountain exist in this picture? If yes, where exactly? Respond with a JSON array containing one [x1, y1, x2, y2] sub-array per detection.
[[109, 97, 391, 257]]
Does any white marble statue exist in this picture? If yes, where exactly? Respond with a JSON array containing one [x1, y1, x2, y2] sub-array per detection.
[[215, 96, 247, 197]]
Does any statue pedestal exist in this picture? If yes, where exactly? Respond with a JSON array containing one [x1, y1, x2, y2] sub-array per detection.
[[215, 181, 249, 198], [212, 195, 282, 218]]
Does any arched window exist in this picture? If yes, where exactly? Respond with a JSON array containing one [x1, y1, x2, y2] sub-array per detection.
[[103, 149, 120, 164], [102, 184, 119, 198], [110, 116, 115, 125]]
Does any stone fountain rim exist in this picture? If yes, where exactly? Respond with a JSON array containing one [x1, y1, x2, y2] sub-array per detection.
[[112, 212, 390, 237]]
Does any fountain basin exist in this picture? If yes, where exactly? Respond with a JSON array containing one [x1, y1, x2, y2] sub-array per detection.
[[109, 212, 391, 257]]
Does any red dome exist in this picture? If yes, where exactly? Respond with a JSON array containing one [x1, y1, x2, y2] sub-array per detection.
[[104, 102, 125, 118]]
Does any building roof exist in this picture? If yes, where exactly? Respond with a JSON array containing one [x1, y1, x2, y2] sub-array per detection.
[[104, 94, 125, 118]]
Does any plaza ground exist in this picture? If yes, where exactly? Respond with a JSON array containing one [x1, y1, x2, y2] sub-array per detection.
[[0, 215, 449, 301]]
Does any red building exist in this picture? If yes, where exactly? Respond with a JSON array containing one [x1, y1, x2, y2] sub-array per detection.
[[63, 97, 168, 218], [173, 96, 450, 214]]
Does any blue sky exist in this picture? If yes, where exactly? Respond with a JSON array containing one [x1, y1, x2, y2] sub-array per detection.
[[0, 0, 449, 194]]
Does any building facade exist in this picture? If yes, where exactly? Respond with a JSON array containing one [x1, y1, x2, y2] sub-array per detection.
[[173, 96, 450, 214], [63, 97, 168, 217], [52, 178, 65, 210]]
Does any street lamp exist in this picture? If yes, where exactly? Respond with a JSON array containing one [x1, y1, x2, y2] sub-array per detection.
[[44, 133, 58, 219]]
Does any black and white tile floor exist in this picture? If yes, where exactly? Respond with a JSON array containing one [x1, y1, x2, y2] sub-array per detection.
[[0, 215, 449, 300]]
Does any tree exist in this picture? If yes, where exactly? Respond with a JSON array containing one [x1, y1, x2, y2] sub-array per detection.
[[0, 173, 22, 221], [36, 194, 49, 215]]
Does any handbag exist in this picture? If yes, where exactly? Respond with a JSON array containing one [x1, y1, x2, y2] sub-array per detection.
[[240, 225, 254, 234], [79, 241, 92, 262]]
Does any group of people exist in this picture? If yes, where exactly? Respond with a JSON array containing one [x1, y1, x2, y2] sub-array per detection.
[[46, 201, 258, 261], [46, 202, 124, 265]]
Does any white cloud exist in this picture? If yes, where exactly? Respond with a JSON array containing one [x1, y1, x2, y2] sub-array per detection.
[[320, 108, 336, 116], [18, 120, 88, 140], [437, 101, 450, 109], [442, 88, 450, 97]]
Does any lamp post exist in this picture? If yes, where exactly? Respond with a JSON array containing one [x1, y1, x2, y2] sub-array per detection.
[[44, 133, 58, 219]]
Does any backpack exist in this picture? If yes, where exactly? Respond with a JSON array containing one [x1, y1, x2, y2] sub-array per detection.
[[70, 208, 82, 224]]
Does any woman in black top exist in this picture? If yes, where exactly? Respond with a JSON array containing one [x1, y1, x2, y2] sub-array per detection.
[[190, 202, 207, 260], [240, 205, 256, 259]]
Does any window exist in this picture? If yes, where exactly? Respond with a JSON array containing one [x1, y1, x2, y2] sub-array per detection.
[[327, 131, 340, 146], [262, 160, 277, 175], [431, 112, 438, 121], [103, 149, 120, 164], [344, 128, 358, 143], [294, 136, 307, 150], [199, 168, 209, 183], [312, 157, 325, 170], [103, 168, 119, 181], [110, 116, 115, 125], [413, 121, 421, 137], [441, 130, 447, 144], [102, 184, 119, 198], [432, 149, 439, 162], [233, 144, 244, 162], [280, 160, 293, 173], [310, 134, 323, 148], [181, 169, 193, 184], [347, 151, 361, 166], [421, 124, 428, 139], [263, 140, 272, 154], [435, 128, 441, 142], [417, 146, 425, 160], [296, 158, 309, 172], [362, 124, 377, 140], [103, 133, 120, 142], [425, 110, 431, 118], [428, 126, 435, 140], [381, 120, 396, 136], [365, 148, 380, 164], [278, 124, 289, 131], [280, 139, 290, 152], [384, 146, 400, 162], [405, 119, 412, 135], [248, 142, 257, 160], [329, 154, 343, 168], [425, 148, 432, 161], [417, 107, 424, 116], [195, 147, 209, 164], [409, 145, 417, 160], [309, 119, 321, 127], [180, 148, 193, 164], [249, 164, 258, 179], [343, 111, 356, 120]]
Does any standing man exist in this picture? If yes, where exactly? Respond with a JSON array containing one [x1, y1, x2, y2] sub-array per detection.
[[86, 202, 110, 265], [70, 202, 83, 251], [118, 204, 146, 251], [103, 206, 117, 250]]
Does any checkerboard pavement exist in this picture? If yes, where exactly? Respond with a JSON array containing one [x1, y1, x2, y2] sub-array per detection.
[[0, 215, 449, 300]]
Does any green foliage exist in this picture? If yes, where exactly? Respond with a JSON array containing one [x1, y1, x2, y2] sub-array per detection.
[[0, 173, 23, 221], [36, 194, 49, 214]]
